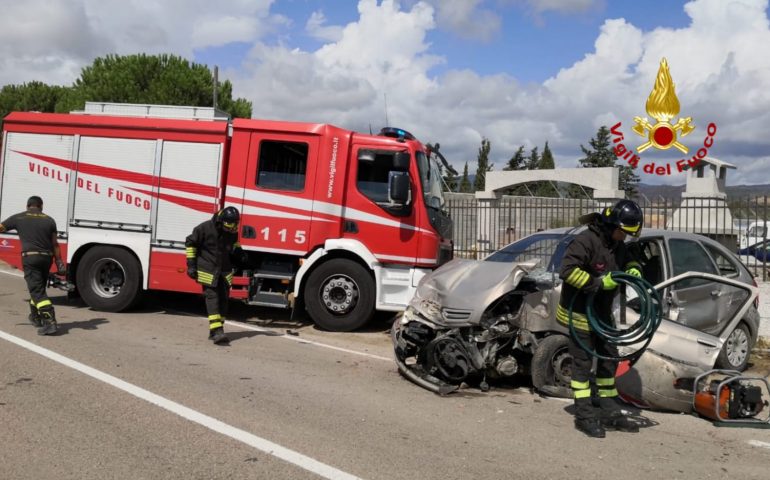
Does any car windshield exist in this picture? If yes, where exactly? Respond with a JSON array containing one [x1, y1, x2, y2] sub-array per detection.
[[416, 151, 445, 210], [485, 232, 574, 271]]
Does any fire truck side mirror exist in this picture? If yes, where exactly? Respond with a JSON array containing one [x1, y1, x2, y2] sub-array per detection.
[[393, 151, 410, 171], [388, 171, 411, 206]]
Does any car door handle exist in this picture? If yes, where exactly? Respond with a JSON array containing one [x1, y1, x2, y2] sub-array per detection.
[[697, 338, 718, 348], [710, 290, 723, 297]]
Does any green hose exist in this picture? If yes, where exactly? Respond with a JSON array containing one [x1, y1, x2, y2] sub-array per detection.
[[568, 271, 663, 363]]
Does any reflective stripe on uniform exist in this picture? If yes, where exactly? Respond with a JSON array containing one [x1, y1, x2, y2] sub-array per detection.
[[197, 271, 214, 285], [185, 247, 197, 259], [571, 380, 590, 390], [573, 388, 592, 399], [225, 273, 233, 285], [566, 268, 590, 288], [596, 377, 615, 387], [598, 388, 618, 398], [208, 314, 222, 320], [556, 304, 590, 332], [209, 321, 223, 330], [36, 299, 52, 309]]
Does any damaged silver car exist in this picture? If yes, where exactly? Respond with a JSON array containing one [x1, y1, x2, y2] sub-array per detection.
[[392, 227, 761, 410]]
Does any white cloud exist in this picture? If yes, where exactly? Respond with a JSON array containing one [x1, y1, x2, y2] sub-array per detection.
[[426, 0, 502, 41], [0, 0, 284, 85], [306, 11, 344, 42]]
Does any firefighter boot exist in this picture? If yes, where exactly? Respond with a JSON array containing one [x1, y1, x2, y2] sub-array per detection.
[[599, 397, 639, 433], [209, 326, 229, 345], [28, 300, 42, 327], [574, 398, 605, 438], [574, 417, 606, 438], [37, 307, 58, 336]]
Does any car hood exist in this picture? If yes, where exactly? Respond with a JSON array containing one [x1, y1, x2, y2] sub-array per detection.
[[409, 258, 541, 325]]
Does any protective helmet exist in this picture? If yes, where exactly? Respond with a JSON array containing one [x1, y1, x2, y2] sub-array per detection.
[[602, 200, 643, 237], [217, 206, 240, 233]]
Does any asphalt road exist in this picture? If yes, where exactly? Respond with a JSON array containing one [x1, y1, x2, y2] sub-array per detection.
[[1, 264, 770, 480]]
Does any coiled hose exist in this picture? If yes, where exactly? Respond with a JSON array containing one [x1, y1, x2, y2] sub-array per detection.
[[568, 271, 663, 363]]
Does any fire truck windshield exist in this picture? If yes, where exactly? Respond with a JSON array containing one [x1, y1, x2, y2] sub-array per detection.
[[416, 151, 445, 210]]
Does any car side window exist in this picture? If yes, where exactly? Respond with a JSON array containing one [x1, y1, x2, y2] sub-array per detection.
[[703, 244, 739, 278], [668, 238, 718, 289]]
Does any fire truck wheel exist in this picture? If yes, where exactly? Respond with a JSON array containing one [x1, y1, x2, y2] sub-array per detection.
[[304, 258, 375, 332], [76, 246, 142, 312]]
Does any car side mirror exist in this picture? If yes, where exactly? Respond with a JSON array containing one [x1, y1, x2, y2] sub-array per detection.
[[388, 171, 410, 205]]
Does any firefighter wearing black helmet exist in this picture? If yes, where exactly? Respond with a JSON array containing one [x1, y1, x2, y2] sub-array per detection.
[[557, 199, 644, 438], [185, 206, 243, 344]]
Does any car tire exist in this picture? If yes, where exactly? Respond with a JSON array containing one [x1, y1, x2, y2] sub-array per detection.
[[715, 322, 751, 371], [531, 334, 573, 398], [76, 246, 142, 312], [304, 258, 375, 332]]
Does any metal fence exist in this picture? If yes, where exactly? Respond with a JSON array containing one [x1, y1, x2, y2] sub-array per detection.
[[444, 193, 770, 281]]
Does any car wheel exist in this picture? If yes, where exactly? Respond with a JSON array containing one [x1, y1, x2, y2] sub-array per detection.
[[531, 334, 573, 398], [304, 258, 375, 332], [715, 322, 751, 371], [76, 246, 142, 312]]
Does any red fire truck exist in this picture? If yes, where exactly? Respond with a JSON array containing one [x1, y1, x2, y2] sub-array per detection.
[[0, 102, 453, 331]]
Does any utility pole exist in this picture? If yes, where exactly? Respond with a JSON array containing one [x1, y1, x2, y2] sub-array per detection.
[[213, 66, 219, 109]]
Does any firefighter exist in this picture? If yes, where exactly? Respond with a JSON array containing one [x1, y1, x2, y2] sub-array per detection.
[[557, 199, 644, 438], [185, 207, 243, 345], [0, 196, 65, 335]]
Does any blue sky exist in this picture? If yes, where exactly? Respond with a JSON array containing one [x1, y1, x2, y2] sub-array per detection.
[[2, 0, 770, 186], [195, 1, 696, 83]]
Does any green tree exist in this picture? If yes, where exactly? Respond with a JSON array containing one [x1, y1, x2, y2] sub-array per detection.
[[526, 146, 540, 170], [0, 81, 68, 130], [55, 53, 252, 118], [474, 137, 492, 192], [578, 126, 640, 197], [534, 141, 558, 197], [459, 162, 472, 193], [504, 145, 526, 171], [539, 141, 555, 169]]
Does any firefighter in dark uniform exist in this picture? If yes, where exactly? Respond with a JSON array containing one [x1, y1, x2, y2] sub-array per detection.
[[0, 196, 66, 335], [185, 207, 243, 345], [557, 199, 644, 438]]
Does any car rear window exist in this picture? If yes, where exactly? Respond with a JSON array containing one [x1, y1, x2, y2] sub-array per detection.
[[703, 244, 739, 278]]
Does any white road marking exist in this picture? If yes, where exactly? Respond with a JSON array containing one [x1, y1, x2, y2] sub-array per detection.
[[748, 440, 770, 450], [0, 268, 24, 278], [224, 319, 393, 363], [0, 329, 363, 480]]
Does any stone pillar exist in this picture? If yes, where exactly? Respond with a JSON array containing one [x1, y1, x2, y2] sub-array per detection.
[[475, 191, 500, 258]]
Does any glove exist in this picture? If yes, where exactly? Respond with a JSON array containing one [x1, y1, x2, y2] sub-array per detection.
[[55, 260, 66, 275], [625, 267, 642, 278], [186, 260, 197, 280], [601, 272, 618, 290]]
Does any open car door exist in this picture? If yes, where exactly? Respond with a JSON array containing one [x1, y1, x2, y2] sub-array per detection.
[[616, 272, 758, 412]]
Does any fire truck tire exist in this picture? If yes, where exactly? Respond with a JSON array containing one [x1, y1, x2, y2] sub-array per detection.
[[76, 246, 142, 312], [304, 258, 375, 332]]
